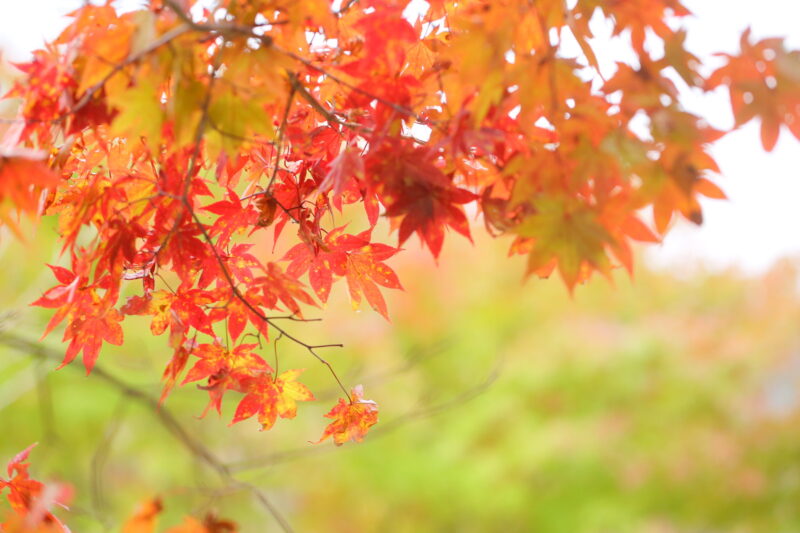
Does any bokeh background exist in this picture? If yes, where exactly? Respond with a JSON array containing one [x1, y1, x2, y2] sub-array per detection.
[[2, 2, 800, 532]]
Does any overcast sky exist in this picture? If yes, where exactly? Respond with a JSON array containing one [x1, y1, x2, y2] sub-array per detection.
[[0, 0, 798, 275]]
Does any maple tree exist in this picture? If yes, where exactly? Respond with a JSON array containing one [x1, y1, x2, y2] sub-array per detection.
[[0, 0, 799, 530]]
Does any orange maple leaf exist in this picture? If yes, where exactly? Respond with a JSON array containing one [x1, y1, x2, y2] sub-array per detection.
[[122, 499, 238, 533], [231, 369, 315, 430], [182, 342, 271, 416], [316, 385, 379, 446], [122, 498, 162, 533], [707, 29, 800, 151], [0, 444, 70, 533], [0, 148, 59, 238]]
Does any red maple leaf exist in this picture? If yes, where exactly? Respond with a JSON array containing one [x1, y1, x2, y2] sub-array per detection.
[[182, 343, 271, 416], [33, 264, 122, 374], [202, 188, 259, 247], [319, 146, 364, 198], [365, 140, 476, 257], [284, 226, 402, 319], [159, 340, 193, 405], [61, 302, 124, 374]]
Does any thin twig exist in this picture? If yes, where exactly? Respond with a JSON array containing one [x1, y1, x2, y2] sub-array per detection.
[[277, 45, 429, 124], [184, 206, 351, 401], [287, 72, 371, 134], [335, 0, 360, 16], [229, 365, 501, 473], [90, 398, 128, 527]]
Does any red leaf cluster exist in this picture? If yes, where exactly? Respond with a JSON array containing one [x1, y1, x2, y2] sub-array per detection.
[[0, 0, 795, 449]]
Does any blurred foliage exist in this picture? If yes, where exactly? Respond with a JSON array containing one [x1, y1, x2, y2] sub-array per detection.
[[2, 226, 800, 532]]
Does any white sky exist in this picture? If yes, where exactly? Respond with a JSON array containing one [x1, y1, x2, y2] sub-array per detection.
[[0, 0, 798, 275]]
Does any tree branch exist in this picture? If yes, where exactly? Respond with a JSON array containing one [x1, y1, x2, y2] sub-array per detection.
[[228, 365, 501, 473], [0, 332, 295, 533], [287, 72, 372, 134], [183, 205, 352, 401]]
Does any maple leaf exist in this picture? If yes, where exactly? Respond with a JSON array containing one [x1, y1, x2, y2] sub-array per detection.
[[123, 499, 238, 533], [33, 265, 123, 374], [145, 216, 211, 287], [121, 290, 174, 336], [0, 445, 70, 532], [182, 343, 271, 416], [165, 516, 238, 533], [108, 78, 164, 152], [159, 341, 193, 405], [515, 197, 616, 290], [661, 29, 703, 87], [122, 499, 162, 533], [209, 290, 270, 343], [58, 4, 133, 96], [707, 29, 800, 151], [388, 183, 476, 258], [1, 444, 44, 517], [252, 263, 316, 317], [1, 514, 68, 533], [6, 47, 76, 142], [0, 148, 60, 238], [366, 141, 476, 257], [219, 244, 263, 286], [231, 369, 315, 430], [284, 226, 402, 318], [206, 85, 273, 160], [61, 304, 124, 374], [319, 146, 364, 197], [316, 385, 379, 446], [602, 0, 690, 55], [122, 287, 215, 339], [202, 188, 259, 247], [31, 265, 84, 313], [94, 217, 148, 280]]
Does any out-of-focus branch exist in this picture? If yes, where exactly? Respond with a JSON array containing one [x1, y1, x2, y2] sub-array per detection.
[[90, 398, 127, 528], [0, 332, 295, 533], [228, 364, 501, 473], [33, 358, 58, 443]]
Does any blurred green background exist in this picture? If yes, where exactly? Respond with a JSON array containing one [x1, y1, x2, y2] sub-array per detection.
[[2, 220, 800, 533]]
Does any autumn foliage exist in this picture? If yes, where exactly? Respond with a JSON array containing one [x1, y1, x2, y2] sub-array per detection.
[[1, 445, 237, 532], [0, 0, 798, 529], [0, 445, 69, 533]]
